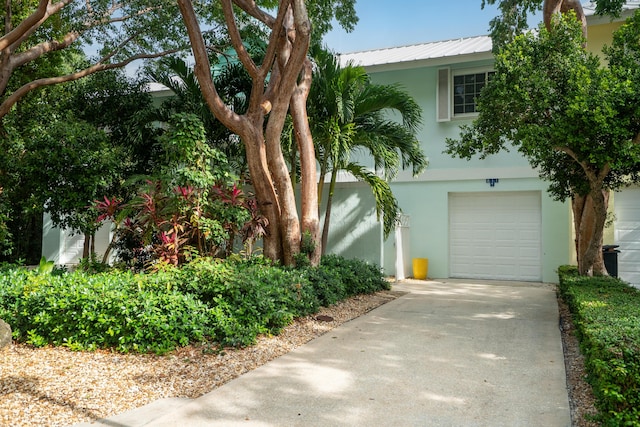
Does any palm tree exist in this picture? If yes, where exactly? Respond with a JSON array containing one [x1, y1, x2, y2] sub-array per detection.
[[146, 55, 255, 179], [308, 46, 428, 253]]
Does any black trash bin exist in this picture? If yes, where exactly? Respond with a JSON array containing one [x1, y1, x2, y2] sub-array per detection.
[[602, 245, 620, 277]]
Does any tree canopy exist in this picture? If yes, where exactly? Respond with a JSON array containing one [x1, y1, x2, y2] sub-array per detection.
[[0, 0, 193, 121], [482, 0, 630, 49]]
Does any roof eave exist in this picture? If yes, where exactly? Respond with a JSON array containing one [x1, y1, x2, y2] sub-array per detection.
[[357, 51, 494, 73]]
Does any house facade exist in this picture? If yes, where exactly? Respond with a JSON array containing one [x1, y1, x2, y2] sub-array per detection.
[[324, 3, 640, 285], [42, 3, 640, 286]]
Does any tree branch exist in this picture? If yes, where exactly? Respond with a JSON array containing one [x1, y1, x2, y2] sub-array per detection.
[[0, 48, 179, 118], [0, 0, 48, 51], [259, 0, 289, 78], [85, 5, 160, 30], [224, 0, 290, 115], [554, 144, 610, 189], [274, 0, 310, 100], [232, 0, 276, 26], [4, 0, 12, 34], [221, 0, 259, 78], [176, 0, 244, 135], [0, 0, 72, 52], [10, 30, 81, 69], [543, 0, 587, 38]]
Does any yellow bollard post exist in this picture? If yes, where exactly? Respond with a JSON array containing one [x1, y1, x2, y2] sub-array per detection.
[[412, 258, 429, 280]]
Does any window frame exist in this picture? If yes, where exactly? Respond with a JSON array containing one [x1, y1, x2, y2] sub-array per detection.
[[451, 67, 495, 119]]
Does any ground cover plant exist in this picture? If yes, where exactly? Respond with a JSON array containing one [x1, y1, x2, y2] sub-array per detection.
[[0, 255, 389, 354], [558, 266, 640, 426]]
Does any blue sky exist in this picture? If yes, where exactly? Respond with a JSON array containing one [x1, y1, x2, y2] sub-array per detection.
[[323, 0, 543, 53]]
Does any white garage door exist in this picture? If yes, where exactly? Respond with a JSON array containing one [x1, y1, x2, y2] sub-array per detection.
[[615, 188, 640, 288], [449, 192, 542, 281]]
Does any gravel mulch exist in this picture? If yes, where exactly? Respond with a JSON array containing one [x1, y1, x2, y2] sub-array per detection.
[[1, 286, 599, 427], [0, 290, 402, 427]]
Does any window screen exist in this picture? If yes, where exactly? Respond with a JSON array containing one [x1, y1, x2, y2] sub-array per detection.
[[453, 71, 494, 115]]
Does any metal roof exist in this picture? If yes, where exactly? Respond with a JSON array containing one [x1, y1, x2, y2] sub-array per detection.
[[337, 35, 493, 68], [337, 1, 640, 69]]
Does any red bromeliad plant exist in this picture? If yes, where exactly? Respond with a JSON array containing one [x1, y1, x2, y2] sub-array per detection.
[[95, 180, 258, 270], [95, 196, 123, 223], [93, 113, 261, 269]]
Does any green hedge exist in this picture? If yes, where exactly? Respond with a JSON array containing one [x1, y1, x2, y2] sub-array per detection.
[[0, 255, 389, 354], [0, 268, 213, 354], [304, 254, 390, 305], [558, 266, 640, 426]]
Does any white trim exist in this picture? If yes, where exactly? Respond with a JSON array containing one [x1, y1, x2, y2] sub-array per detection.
[[451, 67, 495, 119], [437, 68, 451, 122], [393, 166, 539, 183]]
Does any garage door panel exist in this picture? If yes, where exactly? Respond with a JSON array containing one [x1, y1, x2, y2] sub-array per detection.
[[617, 228, 640, 249], [615, 189, 640, 287], [449, 192, 542, 281], [518, 247, 540, 265]]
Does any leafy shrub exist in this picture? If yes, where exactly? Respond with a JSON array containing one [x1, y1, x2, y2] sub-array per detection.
[[0, 268, 212, 354], [0, 255, 390, 353], [317, 254, 390, 295], [93, 114, 265, 270], [175, 257, 319, 346], [303, 264, 346, 306], [76, 253, 111, 274], [558, 266, 640, 426]]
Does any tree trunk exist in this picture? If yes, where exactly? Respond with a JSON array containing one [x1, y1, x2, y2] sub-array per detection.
[[242, 124, 283, 262], [572, 190, 609, 275], [543, 0, 588, 39], [177, 0, 314, 266], [290, 58, 321, 265], [320, 167, 339, 256], [83, 233, 90, 259], [263, 80, 301, 265], [317, 152, 329, 211]]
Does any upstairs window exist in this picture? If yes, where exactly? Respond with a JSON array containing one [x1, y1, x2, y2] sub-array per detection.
[[453, 71, 494, 116], [437, 68, 494, 122]]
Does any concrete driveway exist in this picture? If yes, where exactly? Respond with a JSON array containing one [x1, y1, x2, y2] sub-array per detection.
[[79, 279, 571, 427]]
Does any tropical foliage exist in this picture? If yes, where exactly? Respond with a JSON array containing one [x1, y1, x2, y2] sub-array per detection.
[[0, 64, 159, 263], [308, 46, 427, 249], [94, 113, 263, 270], [0, 0, 185, 121], [0, 255, 389, 353], [146, 54, 256, 177]]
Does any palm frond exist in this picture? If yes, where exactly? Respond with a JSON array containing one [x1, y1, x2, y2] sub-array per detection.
[[344, 163, 399, 239]]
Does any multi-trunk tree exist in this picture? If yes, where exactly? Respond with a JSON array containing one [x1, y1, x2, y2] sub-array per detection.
[[177, 0, 357, 266]]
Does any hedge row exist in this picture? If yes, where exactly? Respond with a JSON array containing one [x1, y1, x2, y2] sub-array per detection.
[[0, 255, 390, 354], [558, 265, 640, 426]]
